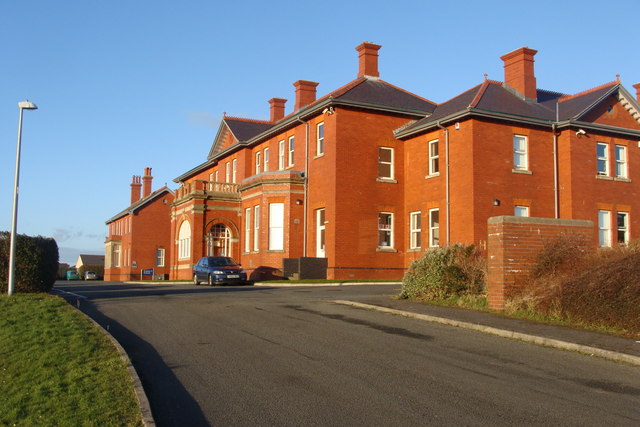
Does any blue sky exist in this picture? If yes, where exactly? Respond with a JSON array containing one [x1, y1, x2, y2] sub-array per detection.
[[1, 0, 639, 265]]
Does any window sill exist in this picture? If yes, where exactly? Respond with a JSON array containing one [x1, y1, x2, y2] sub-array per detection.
[[595, 175, 613, 181], [512, 168, 532, 175], [314, 154, 325, 159], [407, 248, 422, 252], [615, 177, 631, 182], [376, 247, 397, 253], [425, 173, 440, 179], [266, 250, 285, 253], [376, 178, 398, 183]]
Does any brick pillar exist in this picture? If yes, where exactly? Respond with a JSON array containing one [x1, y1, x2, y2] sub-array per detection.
[[293, 80, 319, 111], [633, 83, 640, 102], [487, 216, 594, 310], [356, 41, 381, 78], [142, 167, 153, 198], [269, 98, 287, 123], [500, 47, 538, 100]]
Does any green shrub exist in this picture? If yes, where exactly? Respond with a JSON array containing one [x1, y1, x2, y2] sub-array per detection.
[[400, 244, 486, 299], [77, 264, 104, 279], [0, 231, 59, 293]]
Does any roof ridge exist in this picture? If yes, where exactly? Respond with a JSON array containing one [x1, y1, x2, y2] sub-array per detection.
[[468, 81, 491, 108], [559, 80, 618, 102], [434, 82, 484, 106], [223, 116, 272, 125]]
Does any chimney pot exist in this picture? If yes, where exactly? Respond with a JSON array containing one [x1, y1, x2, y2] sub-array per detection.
[[142, 167, 153, 198], [268, 97, 287, 122], [293, 80, 319, 111], [356, 41, 382, 78], [633, 83, 640, 103], [130, 175, 142, 204], [500, 47, 538, 100]]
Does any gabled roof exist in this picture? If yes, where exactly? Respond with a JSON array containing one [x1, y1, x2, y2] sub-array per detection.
[[105, 186, 173, 224], [176, 76, 435, 182], [77, 254, 105, 266], [395, 79, 640, 139]]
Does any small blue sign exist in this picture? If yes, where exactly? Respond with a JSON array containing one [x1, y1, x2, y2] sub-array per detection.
[[141, 268, 154, 275]]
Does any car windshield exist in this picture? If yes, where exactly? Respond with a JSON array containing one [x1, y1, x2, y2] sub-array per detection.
[[206, 257, 238, 267]]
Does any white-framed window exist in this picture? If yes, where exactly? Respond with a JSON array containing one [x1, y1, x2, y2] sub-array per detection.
[[264, 148, 270, 172], [317, 122, 325, 155], [429, 209, 440, 247], [378, 212, 393, 248], [255, 151, 261, 174], [268, 203, 284, 250], [244, 208, 251, 252], [253, 205, 260, 252], [429, 139, 439, 175], [617, 212, 629, 245], [214, 170, 219, 182], [178, 221, 191, 259], [112, 244, 121, 268], [378, 147, 394, 180], [156, 248, 165, 267], [232, 159, 237, 183], [316, 208, 326, 257], [278, 140, 285, 170], [597, 143, 609, 176], [598, 210, 611, 247], [410, 211, 421, 249], [513, 135, 528, 170], [514, 205, 529, 217], [288, 136, 295, 166], [615, 145, 627, 178], [225, 162, 231, 182]]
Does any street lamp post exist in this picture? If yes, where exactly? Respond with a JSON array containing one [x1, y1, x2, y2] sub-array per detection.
[[7, 100, 38, 296]]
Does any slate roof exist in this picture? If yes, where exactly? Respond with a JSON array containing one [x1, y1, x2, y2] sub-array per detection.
[[176, 76, 435, 182], [105, 186, 173, 224], [77, 254, 105, 266], [394, 79, 634, 138], [224, 118, 273, 142]]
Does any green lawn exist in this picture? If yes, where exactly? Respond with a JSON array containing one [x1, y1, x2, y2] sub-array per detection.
[[0, 294, 142, 426]]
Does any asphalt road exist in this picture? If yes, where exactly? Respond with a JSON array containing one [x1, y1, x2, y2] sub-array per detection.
[[54, 281, 640, 426]]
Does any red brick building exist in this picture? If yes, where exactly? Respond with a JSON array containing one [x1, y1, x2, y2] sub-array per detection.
[[107, 43, 640, 281], [104, 168, 174, 281]]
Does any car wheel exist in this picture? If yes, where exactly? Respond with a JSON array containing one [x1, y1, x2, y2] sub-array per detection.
[[193, 274, 199, 285], [208, 275, 213, 286]]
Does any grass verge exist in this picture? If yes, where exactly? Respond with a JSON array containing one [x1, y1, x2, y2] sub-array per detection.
[[0, 294, 142, 426]]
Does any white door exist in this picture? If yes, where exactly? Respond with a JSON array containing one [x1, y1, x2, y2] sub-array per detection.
[[316, 208, 325, 258]]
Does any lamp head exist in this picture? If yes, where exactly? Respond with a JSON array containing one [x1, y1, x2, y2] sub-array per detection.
[[18, 100, 37, 110]]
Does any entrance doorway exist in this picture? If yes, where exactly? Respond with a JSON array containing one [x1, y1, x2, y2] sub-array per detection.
[[207, 224, 232, 257]]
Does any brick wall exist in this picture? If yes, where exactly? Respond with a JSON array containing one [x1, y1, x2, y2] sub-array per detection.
[[486, 216, 593, 310]]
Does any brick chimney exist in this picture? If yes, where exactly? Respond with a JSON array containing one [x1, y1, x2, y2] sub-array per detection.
[[130, 175, 142, 204], [142, 167, 153, 198], [293, 80, 319, 111], [633, 83, 640, 102], [500, 47, 538, 100], [269, 97, 287, 122], [356, 42, 381, 78]]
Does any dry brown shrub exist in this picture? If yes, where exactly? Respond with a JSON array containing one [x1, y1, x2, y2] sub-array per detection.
[[509, 237, 640, 335]]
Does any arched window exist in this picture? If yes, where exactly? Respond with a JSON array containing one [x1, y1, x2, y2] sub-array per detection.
[[178, 221, 191, 259]]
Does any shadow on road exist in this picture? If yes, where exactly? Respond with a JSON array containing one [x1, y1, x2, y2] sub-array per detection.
[[57, 294, 210, 427], [55, 281, 276, 301]]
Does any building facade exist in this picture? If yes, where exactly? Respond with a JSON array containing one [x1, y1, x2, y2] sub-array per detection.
[[107, 43, 640, 281], [105, 168, 174, 281]]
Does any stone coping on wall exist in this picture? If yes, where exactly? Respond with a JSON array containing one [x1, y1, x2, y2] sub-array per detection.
[[488, 215, 593, 227]]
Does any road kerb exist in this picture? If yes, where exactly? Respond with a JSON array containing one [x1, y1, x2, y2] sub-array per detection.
[[332, 300, 640, 367]]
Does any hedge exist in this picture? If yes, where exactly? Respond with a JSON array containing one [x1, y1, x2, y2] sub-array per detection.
[[0, 231, 59, 293]]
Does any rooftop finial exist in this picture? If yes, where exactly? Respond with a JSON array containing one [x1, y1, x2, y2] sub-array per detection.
[[484, 73, 488, 81], [616, 74, 621, 82]]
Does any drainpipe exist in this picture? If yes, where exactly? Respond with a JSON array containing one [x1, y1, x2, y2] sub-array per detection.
[[552, 122, 559, 218], [436, 122, 450, 246], [296, 116, 310, 256]]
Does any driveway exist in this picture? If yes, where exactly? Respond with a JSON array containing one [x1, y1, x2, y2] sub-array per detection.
[[55, 282, 640, 426]]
